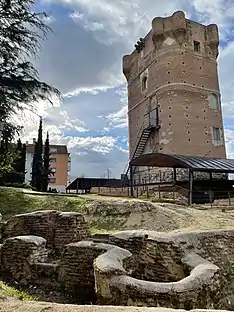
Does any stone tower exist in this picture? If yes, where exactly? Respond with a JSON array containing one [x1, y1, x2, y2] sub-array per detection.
[[123, 11, 226, 182]]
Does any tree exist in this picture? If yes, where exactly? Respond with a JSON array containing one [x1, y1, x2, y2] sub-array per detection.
[[42, 131, 50, 192], [13, 139, 26, 184], [31, 140, 37, 188], [0, 0, 60, 121], [0, 123, 21, 183], [0, 0, 60, 182], [31, 117, 43, 191], [4, 138, 26, 184]]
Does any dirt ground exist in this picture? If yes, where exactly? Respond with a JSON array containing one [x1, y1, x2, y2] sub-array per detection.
[[0, 300, 229, 312], [86, 199, 234, 233]]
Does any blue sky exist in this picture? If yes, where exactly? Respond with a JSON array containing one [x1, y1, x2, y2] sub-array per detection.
[[19, 0, 234, 180]]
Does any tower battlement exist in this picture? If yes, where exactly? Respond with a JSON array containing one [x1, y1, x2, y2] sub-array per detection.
[[123, 11, 219, 82], [124, 11, 226, 183]]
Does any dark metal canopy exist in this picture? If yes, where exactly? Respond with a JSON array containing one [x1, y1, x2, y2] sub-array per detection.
[[130, 153, 234, 173], [66, 177, 123, 190]]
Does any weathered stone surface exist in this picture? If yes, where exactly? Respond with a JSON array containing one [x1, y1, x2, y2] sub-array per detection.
[[89, 229, 234, 309], [54, 212, 88, 253], [2, 210, 88, 253], [0, 235, 48, 284], [0, 209, 234, 310], [59, 241, 122, 304], [93, 236, 222, 309]]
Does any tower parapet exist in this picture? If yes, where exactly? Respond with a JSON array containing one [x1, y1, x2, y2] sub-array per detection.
[[123, 11, 226, 183]]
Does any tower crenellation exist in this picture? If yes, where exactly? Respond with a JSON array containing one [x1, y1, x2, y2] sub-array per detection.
[[124, 11, 226, 182]]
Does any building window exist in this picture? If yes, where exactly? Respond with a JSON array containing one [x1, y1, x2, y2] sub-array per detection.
[[49, 158, 56, 163], [194, 41, 200, 52], [208, 93, 219, 110], [50, 147, 57, 153], [142, 76, 148, 91], [50, 168, 56, 173], [49, 178, 56, 183], [212, 127, 221, 141]]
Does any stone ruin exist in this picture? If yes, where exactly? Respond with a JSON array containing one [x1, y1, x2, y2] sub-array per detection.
[[0, 210, 234, 310]]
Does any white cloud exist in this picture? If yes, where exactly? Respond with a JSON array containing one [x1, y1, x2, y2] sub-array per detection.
[[25, 0, 234, 178], [224, 129, 234, 158], [107, 105, 128, 128], [63, 86, 113, 98], [67, 136, 116, 151]]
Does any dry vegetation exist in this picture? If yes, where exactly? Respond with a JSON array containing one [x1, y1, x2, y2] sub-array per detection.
[[1, 188, 234, 234]]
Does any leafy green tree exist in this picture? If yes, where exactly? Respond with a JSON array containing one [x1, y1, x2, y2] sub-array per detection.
[[0, 124, 21, 184], [42, 132, 50, 192], [0, 0, 60, 121], [0, 0, 60, 183], [4, 138, 26, 185]]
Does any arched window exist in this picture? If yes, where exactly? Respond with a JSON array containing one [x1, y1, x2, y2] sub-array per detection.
[[208, 93, 219, 110], [142, 76, 148, 91]]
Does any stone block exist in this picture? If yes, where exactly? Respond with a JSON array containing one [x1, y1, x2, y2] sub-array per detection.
[[1, 235, 48, 284]]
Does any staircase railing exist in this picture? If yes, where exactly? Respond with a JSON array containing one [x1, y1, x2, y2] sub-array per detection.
[[122, 119, 147, 179], [122, 107, 160, 186]]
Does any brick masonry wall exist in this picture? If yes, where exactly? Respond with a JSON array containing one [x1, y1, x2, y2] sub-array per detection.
[[94, 230, 233, 309], [58, 241, 116, 304], [2, 210, 88, 254], [123, 11, 227, 183], [1, 213, 234, 309], [91, 187, 130, 197], [0, 235, 48, 284], [135, 240, 188, 282]]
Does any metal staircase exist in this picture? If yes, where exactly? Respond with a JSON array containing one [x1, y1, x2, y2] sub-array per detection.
[[132, 125, 155, 160], [122, 108, 160, 185]]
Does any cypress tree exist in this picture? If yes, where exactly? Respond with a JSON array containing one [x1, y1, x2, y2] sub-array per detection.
[[31, 141, 38, 189], [19, 142, 26, 184], [42, 132, 50, 192], [31, 117, 43, 191]]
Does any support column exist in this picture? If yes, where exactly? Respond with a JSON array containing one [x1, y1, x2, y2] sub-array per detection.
[[76, 179, 79, 194], [130, 165, 134, 197], [173, 167, 177, 183], [188, 169, 193, 205]]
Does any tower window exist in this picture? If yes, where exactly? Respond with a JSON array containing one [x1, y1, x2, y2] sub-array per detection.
[[208, 93, 219, 110], [194, 41, 200, 52], [142, 76, 148, 91], [212, 127, 221, 141]]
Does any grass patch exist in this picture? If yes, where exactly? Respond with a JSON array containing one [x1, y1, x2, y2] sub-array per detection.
[[88, 217, 127, 232], [0, 188, 88, 221], [138, 195, 185, 205], [0, 281, 35, 301]]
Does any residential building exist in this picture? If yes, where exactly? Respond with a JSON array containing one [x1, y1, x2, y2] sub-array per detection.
[[123, 11, 226, 182], [25, 140, 71, 192]]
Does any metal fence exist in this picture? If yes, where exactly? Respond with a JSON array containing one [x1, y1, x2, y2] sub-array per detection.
[[91, 185, 234, 207]]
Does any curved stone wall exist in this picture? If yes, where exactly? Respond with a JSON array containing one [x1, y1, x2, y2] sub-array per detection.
[[0, 211, 234, 309], [94, 250, 220, 309]]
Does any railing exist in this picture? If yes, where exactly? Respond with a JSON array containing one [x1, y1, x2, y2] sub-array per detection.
[[122, 108, 159, 178], [122, 119, 147, 179], [90, 186, 234, 208]]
